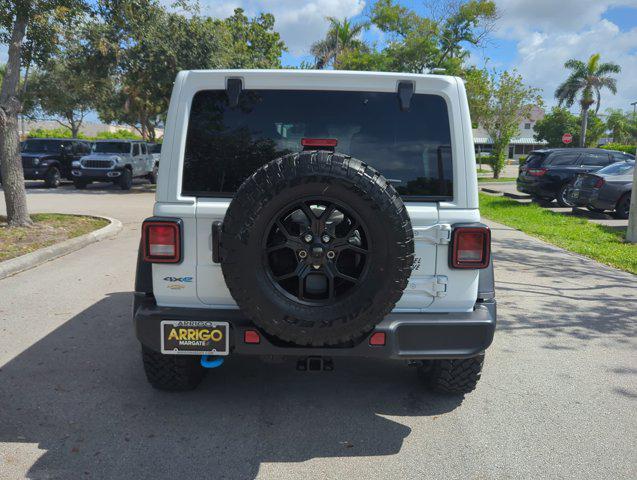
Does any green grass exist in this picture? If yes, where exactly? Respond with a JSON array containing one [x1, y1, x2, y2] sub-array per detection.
[[0, 213, 108, 262], [476, 168, 491, 174], [478, 177, 516, 183], [479, 193, 637, 274]]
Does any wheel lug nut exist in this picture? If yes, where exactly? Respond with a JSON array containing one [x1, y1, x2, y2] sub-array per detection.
[[321, 235, 330, 243], [326, 250, 335, 259], [298, 250, 308, 258], [304, 234, 313, 243]]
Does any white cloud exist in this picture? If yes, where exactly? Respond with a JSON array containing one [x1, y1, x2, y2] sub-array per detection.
[[491, 0, 637, 112], [201, 0, 366, 55]]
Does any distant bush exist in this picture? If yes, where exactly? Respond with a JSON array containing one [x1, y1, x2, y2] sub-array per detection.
[[601, 143, 636, 154], [26, 127, 142, 141], [27, 127, 88, 139], [93, 129, 142, 140]]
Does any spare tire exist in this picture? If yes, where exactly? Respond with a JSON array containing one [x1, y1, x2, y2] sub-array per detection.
[[220, 150, 414, 346]]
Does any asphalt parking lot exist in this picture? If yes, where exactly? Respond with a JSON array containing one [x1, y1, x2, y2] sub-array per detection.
[[1, 181, 636, 479]]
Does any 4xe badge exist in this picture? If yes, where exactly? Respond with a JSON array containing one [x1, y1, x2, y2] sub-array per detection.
[[163, 276, 193, 290]]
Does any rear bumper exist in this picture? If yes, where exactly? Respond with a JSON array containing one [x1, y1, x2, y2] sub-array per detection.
[[133, 294, 496, 360], [568, 188, 616, 210], [516, 178, 555, 198]]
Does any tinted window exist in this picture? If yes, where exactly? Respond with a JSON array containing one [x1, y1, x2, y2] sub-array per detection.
[[580, 152, 610, 166], [182, 89, 453, 199], [93, 142, 131, 154], [22, 139, 66, 153], [596, 161, 634, 176], [548, 152, 580, 165], [141, 143, 147, 154], [150, 143, 162, 154]]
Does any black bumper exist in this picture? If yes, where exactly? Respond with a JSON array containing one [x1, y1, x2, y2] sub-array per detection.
[[133, 294, 496, 360], [72, 167, 124, 181]]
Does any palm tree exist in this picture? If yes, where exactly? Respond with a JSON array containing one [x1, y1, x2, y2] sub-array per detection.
[[555, 53, 621, 147], [310, 17, 367, 69]]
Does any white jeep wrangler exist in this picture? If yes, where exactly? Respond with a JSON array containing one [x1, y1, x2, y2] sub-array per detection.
[[134, 70, 495, 395], [72, 139, 158, 190]]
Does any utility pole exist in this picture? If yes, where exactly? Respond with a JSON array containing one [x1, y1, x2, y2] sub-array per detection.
[[627, 101, 637, 243]]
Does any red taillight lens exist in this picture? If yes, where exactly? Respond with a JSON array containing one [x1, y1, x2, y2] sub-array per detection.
[[142, 221, 181, 263], [244, 330, 261, 344], [451, 227, 490, 269], [593, 177, 605, 188], [528, 168, 547, 177], [369, 332, 386, 346], [301, 138, 338, 148]]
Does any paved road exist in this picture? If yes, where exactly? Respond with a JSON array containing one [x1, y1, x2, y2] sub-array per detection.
[[1, 182, 636, 479]]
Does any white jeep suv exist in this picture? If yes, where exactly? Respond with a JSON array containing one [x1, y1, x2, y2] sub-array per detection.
[[133, 70, 496, 395]]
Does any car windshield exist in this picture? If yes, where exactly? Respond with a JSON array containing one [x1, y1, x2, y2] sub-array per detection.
[[150, 143, 162, 154], [183, 89, 454, 199], [597, 161, 635, 176], [92, 142, 131, 154], [22, 139, 66, 153]]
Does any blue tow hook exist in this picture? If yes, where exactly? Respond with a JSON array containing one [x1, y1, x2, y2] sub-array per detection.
[[200, 356, 224, 368]]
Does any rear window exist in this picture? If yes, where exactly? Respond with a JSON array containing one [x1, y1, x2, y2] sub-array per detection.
[[596, 161, 634, 176], [182, 89, 453, 199], [524, 153, 547, 168]]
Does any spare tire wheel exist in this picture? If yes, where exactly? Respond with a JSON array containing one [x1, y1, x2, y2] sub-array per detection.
[[220, 150, 414, 346]]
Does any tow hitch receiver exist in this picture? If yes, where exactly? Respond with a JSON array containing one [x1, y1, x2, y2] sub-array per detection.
[[297, 356, 333, 372]]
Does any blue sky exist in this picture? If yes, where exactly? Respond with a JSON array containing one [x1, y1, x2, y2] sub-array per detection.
[[203, 0, 637, 113]]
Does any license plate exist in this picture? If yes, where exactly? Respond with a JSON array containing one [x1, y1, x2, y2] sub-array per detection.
[[160, 320, 229, 355]]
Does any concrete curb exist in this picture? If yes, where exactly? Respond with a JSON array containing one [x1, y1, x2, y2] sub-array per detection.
[[0, 215, 123, 280]]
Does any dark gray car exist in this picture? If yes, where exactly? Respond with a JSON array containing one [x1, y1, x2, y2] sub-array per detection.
[[568, 160, 634, 219]]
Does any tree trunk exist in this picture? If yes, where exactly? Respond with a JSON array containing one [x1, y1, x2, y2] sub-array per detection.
[[0, 16, 31, 227], [579, 107, 589, 147]]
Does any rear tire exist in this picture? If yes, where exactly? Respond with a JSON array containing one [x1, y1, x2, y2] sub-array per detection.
[[556, 184, 575, 207], [44, 167, 61, 188], [119, 169, 133, 190], [141, 346, 206, 391], [419, 355, 484, 394], [614, 193, 631, 220], [147, 164, 158, 184]]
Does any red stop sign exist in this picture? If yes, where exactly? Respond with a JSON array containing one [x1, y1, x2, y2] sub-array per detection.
[[562, 133, 573, 144]]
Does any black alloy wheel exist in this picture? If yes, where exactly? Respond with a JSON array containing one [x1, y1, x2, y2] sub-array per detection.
[[263, 198, 370, 305]]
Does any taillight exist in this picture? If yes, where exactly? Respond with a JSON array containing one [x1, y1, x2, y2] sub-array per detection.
[[142, 220, 181, 263], [450, 226, 490, 269], [528, 168, 547, 177], [301, 138, 338, 148], [593, 177, 605, 188]]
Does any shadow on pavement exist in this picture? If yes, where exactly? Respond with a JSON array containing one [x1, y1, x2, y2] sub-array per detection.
[[0, 292, 462, 480], [15, 181, 155, 195]]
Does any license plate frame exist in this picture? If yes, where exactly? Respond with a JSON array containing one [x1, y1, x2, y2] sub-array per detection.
[[160, 320, 229, 356]]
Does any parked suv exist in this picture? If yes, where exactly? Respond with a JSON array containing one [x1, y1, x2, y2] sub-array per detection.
[[517, 148, 633, 207], [133, 70, 496, 395], [72, 140, 157, 190], [20, 138, 90, 188]]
